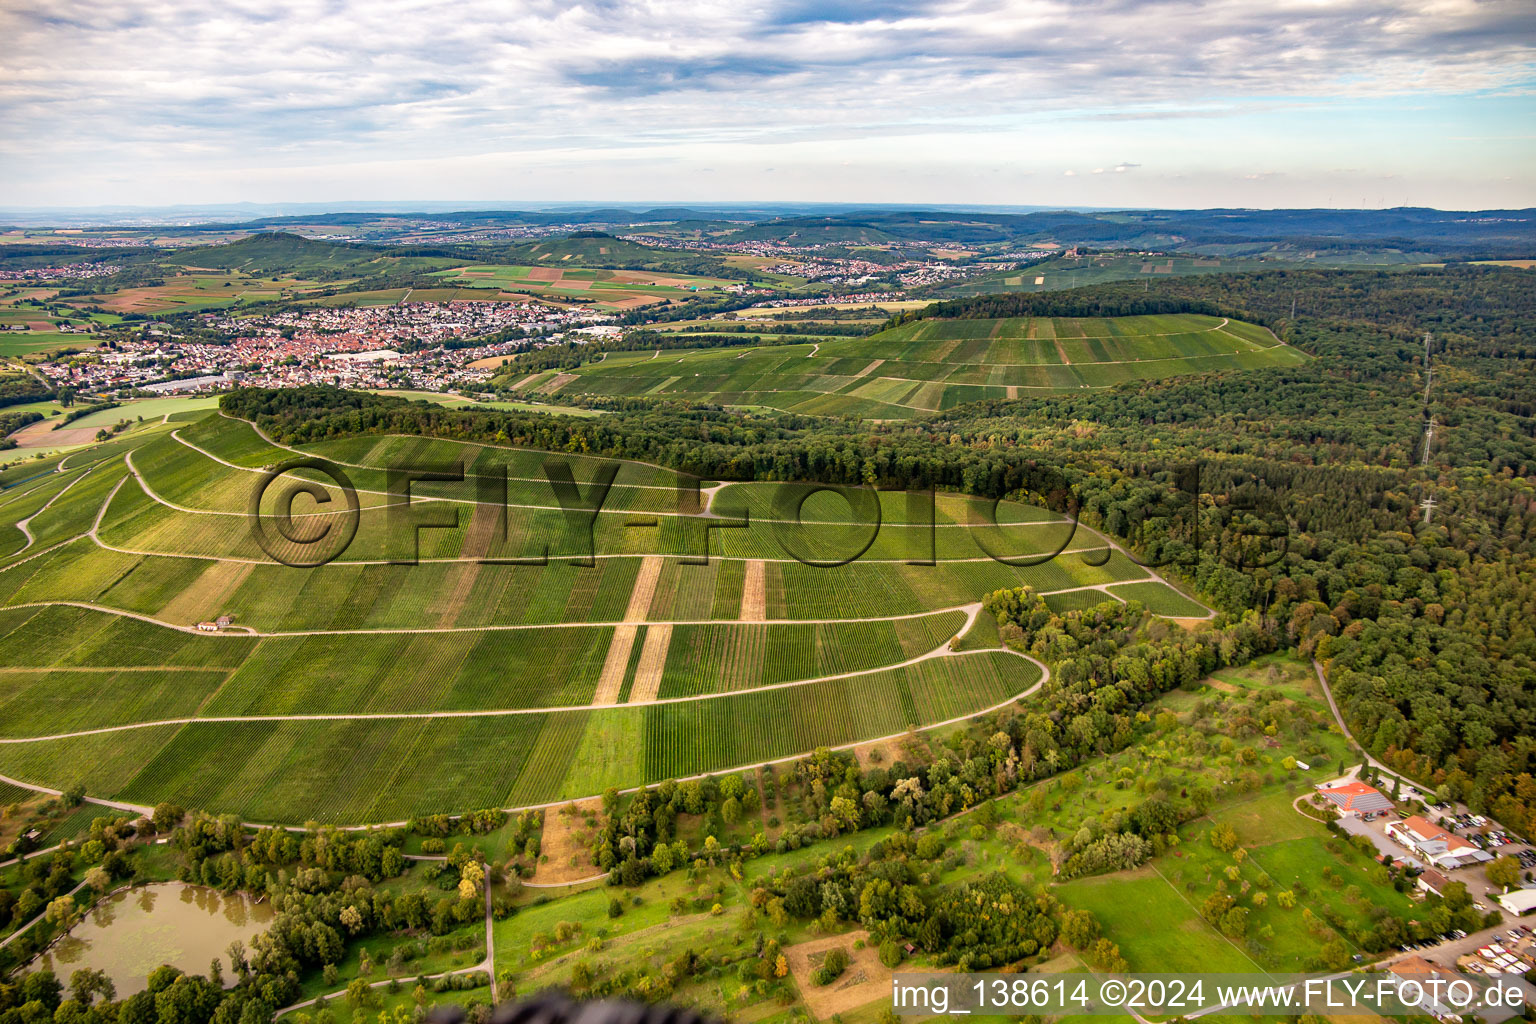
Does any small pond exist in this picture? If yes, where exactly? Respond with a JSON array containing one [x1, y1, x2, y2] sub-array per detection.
[[33, 882, 274, 997]]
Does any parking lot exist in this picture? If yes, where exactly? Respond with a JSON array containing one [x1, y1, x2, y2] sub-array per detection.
[[1316, 775, 1535, 906]]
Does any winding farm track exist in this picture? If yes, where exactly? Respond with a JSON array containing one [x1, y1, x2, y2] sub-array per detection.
[[1313, 657, 1387, 772], [12, 465, 94, 552], [0, 602, 1048, 744], [0, 412, 1223, 829]]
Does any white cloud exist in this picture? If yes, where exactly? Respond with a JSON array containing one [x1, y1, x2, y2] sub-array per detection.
[[0, 0, 1531, 204]]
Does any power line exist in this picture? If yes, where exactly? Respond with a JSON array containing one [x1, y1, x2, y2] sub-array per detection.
[[1417, 331, 1438, 523]]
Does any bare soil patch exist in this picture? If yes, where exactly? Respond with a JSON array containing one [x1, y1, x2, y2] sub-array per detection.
[[592, 624, 638, 705], [627, 623, 672, 703], [436, 561, 482, 627], [625, 555, 663, 621], [526, 268, 563, 282], [784, 930, 893, 1018], [605, 270, 694, 287], [852, 739, 900, 769], [605, 295, 661, 310], [535, 373, 577, 395], [740, 560, 766, 621], [460, 499, 502, 560], [530, 799, 603, 883], [13, 421, 96, 448]]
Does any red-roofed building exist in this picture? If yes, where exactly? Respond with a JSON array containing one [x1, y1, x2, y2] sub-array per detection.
[[1316, 779, 1395, 815], [1387, 815, 1494, 869], [1387, 956, 1465, 1021]]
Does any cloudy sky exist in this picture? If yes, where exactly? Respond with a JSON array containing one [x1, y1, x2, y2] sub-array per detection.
[[1, 0, 1533, 209]]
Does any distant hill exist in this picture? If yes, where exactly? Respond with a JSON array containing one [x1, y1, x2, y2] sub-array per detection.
[[159, 232, 383, 274], [716, 217, 906, 245], [714, 207, 1536, 256], [152, 233, 467, 286], [490, 232, 744, 278]]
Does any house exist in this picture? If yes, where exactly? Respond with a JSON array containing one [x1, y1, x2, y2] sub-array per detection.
[[1386, 815, 1495, 869], [1316, 780, 1395, 816], [1496, 889, 1536, 917], [1387, 956, 1465, 1021], [1417, 868, 1452, 898], [215, 615, 233, 627], [196, 621, 219, 632]]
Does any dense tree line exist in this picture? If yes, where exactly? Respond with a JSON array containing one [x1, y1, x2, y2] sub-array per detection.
[[0, 411, 42, 445], [0, 379, 53, 411], [882, 292, 1234, 328]]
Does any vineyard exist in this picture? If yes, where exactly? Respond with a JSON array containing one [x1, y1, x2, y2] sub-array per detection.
[[556, 313, 1307, 415], [0, 405, 1207, 824]]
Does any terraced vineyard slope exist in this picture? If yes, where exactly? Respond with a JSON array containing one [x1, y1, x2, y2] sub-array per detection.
[[0, 409, 1208, 824], [555, 313, 1305, 416]]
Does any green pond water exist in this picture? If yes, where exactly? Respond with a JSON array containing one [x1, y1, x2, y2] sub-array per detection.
[[34, 883, 274, 997]]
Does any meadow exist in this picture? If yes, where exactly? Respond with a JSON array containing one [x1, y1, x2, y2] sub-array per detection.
[[557, 313, 1308, 415]]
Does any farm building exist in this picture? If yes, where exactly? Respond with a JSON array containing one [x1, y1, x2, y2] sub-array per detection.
[[1315, 779, 1394, 815], [1496, 889, 1536, 916], [1416, 868, 1452, 898], [1386, 815, 1494, 869]]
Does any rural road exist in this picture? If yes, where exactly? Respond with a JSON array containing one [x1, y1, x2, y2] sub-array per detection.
[[1312, 658, 1389, 773]]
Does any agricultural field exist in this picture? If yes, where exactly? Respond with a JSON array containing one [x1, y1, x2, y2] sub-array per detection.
[[58, 270, 336, 315], [556, 313, 1308, 415], [431, 264, 745, 311], [0, 406, 1207, 825]]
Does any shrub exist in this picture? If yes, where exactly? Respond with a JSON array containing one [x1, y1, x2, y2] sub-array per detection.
[[812, 947, 849, 986]]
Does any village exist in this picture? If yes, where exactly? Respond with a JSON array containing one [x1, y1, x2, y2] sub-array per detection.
[[31, 300, 613, 397]]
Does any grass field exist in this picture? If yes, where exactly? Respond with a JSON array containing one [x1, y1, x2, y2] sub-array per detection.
[[558, 313, 1307, 416], [0, 406, 1210, 824]]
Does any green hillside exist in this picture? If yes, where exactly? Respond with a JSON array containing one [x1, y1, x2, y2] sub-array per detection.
[[556, 312, 1307, 416], [0, 407, 1206, 822], [159, 232, 384, 273], [496, 232, 742, 277]]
